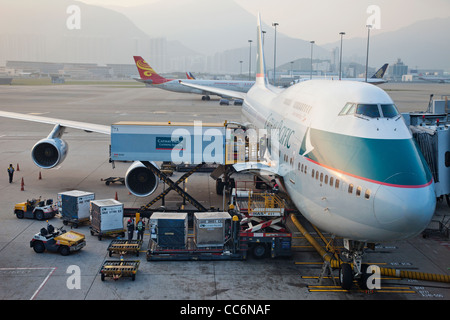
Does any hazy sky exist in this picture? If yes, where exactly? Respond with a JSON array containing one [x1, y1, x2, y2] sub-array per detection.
[[78, 0, 450, 44]]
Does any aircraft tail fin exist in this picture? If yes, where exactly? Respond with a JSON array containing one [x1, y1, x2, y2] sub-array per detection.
[[186, 72, 196, 80], [133, 56, 170, 84], [371, 63, 389, 79], [255, 13, 268, 87]]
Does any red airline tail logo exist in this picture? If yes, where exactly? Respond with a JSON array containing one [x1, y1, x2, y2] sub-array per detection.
[[133, 56, 170, 84]]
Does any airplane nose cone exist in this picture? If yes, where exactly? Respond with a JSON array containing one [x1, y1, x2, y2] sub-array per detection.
[[373, 174, 436, 240]]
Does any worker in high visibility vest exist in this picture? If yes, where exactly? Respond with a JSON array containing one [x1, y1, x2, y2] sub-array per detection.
[[7, 164, 14, 183]]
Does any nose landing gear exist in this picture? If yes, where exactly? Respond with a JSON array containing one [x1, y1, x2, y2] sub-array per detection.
[[339, 239, 374, 290]]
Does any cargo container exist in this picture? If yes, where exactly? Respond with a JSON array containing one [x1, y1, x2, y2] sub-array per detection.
[[150, 212, 188, 248], [90, 199, 125, 240], [57, 190, 95, 227], [110, 121, 227, 164], [194, 212, 231, 248]]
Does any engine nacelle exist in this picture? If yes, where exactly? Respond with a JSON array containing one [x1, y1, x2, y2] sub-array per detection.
[[31, 138, 68, 169], [125, 161, 159, 197]]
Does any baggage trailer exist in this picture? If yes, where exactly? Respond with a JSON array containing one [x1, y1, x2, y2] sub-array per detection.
[[57, 190, 95, 228], [99, 260, 140, 281], [107, 240, 142, 257]]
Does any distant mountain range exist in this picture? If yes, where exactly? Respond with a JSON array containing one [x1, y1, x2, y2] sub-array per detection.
[[0, 0, 448, 73], [322, 17, 450, 71]]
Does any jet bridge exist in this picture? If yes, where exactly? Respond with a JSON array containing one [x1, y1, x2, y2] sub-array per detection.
[[402, 97, 450, 204]]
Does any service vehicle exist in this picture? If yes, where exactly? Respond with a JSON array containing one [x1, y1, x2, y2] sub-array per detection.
[[30, 223, 86, 256], [14, 198, 58, 220]]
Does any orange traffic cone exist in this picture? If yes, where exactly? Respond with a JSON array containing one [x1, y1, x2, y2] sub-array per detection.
[[115, 192, 118, 201], [16, 163, 20, 171], [21, 178, 24, 191], [39, 171, 42, 180]]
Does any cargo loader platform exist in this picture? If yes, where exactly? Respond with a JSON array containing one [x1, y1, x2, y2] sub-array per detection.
[[147, 236, 246, 261]]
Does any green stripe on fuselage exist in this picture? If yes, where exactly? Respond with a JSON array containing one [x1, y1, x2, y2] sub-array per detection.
[[299, 128, 432, 186]]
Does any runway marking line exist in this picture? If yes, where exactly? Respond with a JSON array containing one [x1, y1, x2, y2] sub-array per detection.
[[0, 267, 57, 300]]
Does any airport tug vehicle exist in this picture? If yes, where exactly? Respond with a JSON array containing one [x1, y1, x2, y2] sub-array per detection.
[[14, 198, 58, 220], [30, 222, 86, 256]]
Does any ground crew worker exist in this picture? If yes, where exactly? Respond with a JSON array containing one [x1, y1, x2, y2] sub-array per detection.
[[7, 164, 14, 183], [271, 179, 279, 194], [127, 217, 135, 241], [136, 218, 145, 241]]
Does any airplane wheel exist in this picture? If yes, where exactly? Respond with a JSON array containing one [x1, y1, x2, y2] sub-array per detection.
[[339, 263, 353, 290], [357, 264, 370, 290], [202, 96, 206, 101]]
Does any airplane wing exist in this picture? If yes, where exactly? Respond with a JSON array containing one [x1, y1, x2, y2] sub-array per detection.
[[178, 80, 247, 100], [0, 111, 110, 135]]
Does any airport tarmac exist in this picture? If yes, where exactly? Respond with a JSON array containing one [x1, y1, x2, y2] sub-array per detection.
[[0, 82, 449, 304]]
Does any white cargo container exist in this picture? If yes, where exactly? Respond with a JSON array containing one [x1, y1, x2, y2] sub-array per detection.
[[194, 212, 231, 248], [90, 199, 124, 233]]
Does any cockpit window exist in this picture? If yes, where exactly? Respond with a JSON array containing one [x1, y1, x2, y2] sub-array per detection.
[[339, 103, 354, 116], [340, 103, 400, 119], [380, 104, 399, 118], [356, 104, 380, 118]]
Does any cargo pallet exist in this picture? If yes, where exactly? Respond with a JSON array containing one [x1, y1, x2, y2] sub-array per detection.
[[147, 235, 247, 261], [90, 227, 126, 241], [107, 239, 142, 257], [99, 260, 140, 281]]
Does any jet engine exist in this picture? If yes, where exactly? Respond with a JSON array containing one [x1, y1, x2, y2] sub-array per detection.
[[31, 138, 68, 169], [125, 161, 159, 197]]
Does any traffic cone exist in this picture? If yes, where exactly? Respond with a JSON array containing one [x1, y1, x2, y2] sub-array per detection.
[[16, 163, 20, 171], [39, 171, 42, 180], [21, 178, 24, 191], [115, 192, 118, 201]]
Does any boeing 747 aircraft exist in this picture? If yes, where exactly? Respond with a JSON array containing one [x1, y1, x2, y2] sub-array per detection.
[[179, 15, 435, 287], [133, 56, 253, 101], [0, 15, 435, 290]]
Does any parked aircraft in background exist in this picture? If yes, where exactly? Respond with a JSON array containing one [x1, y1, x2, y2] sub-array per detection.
[[133, 56, 253, 101], [419, 75, 450, 83]]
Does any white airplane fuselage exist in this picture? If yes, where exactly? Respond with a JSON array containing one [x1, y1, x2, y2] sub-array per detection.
[[242, 79, 436, 243], [150, 79, 254, 96]]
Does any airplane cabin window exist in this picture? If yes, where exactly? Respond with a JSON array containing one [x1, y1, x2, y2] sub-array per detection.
[[324, 175, 328, 184], [356, 186, 362, 197], [348, 184, 354, 194], [335, 179, 340, 189], [380, 104, 399, 118], [329, 177, 334, 186], [312, 169, 315, 178], [365, 189, 371, 200], [320, 173, 323, 182], [356, 104, 380, 118]]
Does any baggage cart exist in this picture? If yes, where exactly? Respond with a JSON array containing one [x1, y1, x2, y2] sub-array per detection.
[[57, 190, 95, 228], [99, 260, 140, 281], [107, 239, 142, 257], [90, 199, 125, 240]]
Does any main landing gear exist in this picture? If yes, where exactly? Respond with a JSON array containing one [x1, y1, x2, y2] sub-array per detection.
[[339, 239, 372, 290], [201, 95, 211, 101]]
